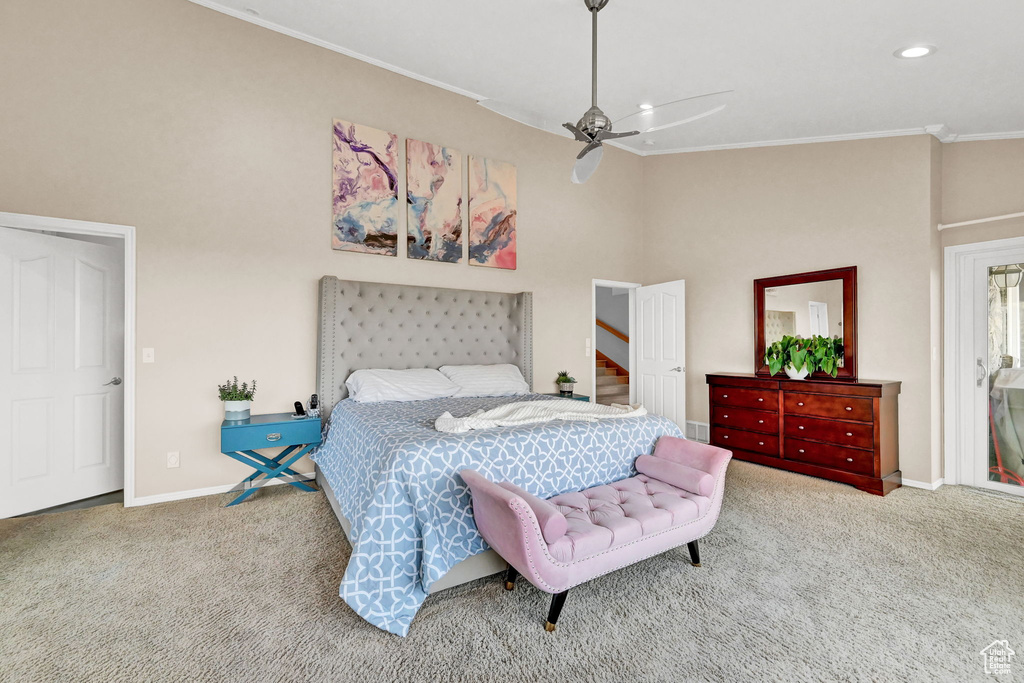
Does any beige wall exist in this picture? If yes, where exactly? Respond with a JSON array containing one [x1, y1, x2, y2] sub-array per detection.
[[0, 0, 645, 498], [642, 136, 942, 483], [2, 0, 1022, 499]]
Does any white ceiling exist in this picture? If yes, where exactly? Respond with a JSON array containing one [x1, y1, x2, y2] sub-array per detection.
[[192, 0, 1024, 155]]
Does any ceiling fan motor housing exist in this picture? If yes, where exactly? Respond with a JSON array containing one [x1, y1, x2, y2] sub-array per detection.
[[577, 105, 612, 138], [584, 0, 609, 11]]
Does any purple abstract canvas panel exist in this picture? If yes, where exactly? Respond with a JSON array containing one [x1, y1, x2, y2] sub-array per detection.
[[407, 139, 463, 263], [468, 156, 517, 270], [332, 119, 400, 256]]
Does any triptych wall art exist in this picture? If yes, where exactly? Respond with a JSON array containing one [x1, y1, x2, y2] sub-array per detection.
[[331, 119, 517, 270]]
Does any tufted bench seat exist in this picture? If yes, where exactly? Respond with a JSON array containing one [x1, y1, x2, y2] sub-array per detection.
[[462, 435, 732, 631]]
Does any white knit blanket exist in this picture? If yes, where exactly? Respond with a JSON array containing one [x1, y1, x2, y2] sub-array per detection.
[[434, 399, 648, 434]]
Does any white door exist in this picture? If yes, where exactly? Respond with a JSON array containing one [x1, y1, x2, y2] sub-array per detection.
[[636, 279, 686, 430], [808, 301, 829, 337], [0, 228, 124, 517]]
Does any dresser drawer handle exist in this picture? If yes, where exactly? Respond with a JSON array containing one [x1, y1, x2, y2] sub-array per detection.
[[723, 414, 729, 418], [798, 449, 805, 453], [798, 426, 804, 430], [758, 420, 764, 424], [845, 406, 852, 411], [266, 433, 282, 442], [723, 394, 728, 398], [797, 402, 804, 406], [758, 441, 764, 446], [723, 435, 729, 439], [846, 432, 853, 437], [846, 457, 854, 462], [758, 398, 764, 402]]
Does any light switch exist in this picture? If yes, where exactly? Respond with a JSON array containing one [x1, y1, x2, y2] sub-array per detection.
[[142, 348, 155, 363]]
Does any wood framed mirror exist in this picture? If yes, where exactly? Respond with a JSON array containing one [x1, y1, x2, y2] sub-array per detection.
[[754, 266, 858, 380]]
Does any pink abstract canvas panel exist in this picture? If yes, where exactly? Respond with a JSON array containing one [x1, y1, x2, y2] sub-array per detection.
[[406, 139, 463, 263], [332, 119, 400, 256], [468, 156, 517, 270]]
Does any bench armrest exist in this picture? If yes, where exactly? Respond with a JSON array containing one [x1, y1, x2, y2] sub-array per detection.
[[497, 482, 568, 543]]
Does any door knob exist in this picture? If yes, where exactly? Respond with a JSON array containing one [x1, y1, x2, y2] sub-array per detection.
[[103, 377, 123, 386], [670, 367, 683, 372], [977, 357, 988, 387]]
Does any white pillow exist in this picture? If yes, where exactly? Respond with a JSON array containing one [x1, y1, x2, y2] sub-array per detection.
[[346, 368, 459, 403], [439, 364, 531, 398]]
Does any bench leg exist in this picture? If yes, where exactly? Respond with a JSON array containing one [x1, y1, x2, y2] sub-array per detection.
[[503, 564, 519, 591], [544, 590, 569, 632], [687, 540, 701, 567]]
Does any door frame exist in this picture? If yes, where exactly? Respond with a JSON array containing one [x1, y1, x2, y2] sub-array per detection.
[[0, 212, 137, 507], [944, 235, 1024, 494], [592, 279, 639, 404]]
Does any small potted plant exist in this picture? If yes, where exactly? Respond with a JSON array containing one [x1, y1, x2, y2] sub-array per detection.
[[218, 376, 257, 419], [764, 335, 843, 379], [555, 370, 577, 397]]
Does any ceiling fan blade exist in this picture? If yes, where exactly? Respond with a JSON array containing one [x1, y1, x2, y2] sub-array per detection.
[[478, 99, 573, 138], [563, 122, 594, 144], [613, 90, 733, 134], [596, 129, 640, 142], [571, 144, 604, 184]]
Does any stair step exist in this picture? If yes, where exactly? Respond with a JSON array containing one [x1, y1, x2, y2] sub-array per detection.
[[596, 375, 628, 386], [596, 360, 607, 368], [604, 368, 619, 376]]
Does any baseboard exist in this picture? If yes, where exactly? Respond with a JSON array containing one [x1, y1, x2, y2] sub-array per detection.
[[128, 472, 316, 507], [901, 477, 945, 491]]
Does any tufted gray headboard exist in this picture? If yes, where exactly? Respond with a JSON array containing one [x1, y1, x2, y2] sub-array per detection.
[[316, 277, 533, 422]]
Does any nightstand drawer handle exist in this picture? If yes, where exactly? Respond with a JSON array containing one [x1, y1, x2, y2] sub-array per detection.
[[266, 433, 282, 442]]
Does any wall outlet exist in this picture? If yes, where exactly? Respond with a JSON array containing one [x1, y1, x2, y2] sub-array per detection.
[[142, 347, 155, 363], [167, 451, 180, 468]]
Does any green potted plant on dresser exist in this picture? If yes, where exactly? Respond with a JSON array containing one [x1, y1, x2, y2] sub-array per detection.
[[763, 335, 843, 379], [218, 376, 257, 420]]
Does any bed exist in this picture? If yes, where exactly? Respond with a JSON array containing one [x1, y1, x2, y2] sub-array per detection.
[[311, 277, 683, 636]]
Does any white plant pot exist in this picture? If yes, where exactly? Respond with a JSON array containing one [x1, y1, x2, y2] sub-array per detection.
[[784, 366, 810, 380], [224, 400, 251, 419], [558, 382, 576, 396]]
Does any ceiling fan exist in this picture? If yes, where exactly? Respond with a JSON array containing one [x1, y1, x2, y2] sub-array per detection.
[[479, 0, 732, 184]]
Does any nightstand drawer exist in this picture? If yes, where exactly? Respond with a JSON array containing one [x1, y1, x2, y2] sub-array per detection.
[[221, 418, 321, 453], [712, 406, 778, 434], [784, 438, 874, 475], [712, 427, 778, 456]]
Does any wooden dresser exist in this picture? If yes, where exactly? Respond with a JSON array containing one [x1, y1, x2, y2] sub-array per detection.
[[705, 373, 901, 495]]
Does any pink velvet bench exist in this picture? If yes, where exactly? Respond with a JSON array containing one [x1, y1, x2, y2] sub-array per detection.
[[461, 436, 732, 631]]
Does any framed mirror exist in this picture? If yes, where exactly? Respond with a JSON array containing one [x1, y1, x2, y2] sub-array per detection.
[[754, 266, 858, 380]]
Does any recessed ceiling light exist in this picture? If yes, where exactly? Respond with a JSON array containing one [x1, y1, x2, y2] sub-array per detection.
[[244, 7, 260, 16], [894, 45, 935, 59], [638, 103, 654, 111]]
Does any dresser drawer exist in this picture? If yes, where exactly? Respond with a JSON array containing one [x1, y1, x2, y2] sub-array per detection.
[[784, 437, 874, 475], [713, 406, 778, 434], [221, 418, 322, 453], [712, 387, 777, 411], [784, 415, 874, 449], [784, 392, 873, 422], [712, 427, 778, 456]]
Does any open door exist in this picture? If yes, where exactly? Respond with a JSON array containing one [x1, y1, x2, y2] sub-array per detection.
[[636, 279, 686, 430], [0, 228, 125, 517]]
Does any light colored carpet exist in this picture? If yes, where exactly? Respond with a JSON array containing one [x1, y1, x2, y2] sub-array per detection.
[[1, 461, 1021, 683]]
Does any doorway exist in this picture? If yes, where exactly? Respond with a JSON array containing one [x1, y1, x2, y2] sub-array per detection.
[[592, 278, 687, 431], [0, 212, 136, 516], [945, 236, 1024, 497]]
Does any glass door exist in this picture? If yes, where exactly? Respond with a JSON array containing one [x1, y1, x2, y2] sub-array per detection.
[[983, 262, 1024, 494]]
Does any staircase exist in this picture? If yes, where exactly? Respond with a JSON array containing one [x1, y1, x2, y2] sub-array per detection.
[[595, 350, 630, 405]]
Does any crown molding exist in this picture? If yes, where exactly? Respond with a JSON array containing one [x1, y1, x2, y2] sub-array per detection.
[[186, 0, 486, 101], [953, 130, 1024, 142]]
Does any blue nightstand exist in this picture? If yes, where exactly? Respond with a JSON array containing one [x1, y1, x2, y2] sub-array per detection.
[[540, 393, 591, 402], [220, 412, 322, 506]]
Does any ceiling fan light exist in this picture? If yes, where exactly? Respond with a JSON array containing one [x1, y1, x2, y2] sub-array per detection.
[[571, 145, 604, 184], [638, 103, 654, 111]]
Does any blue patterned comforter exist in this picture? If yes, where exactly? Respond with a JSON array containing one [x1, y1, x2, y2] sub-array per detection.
[[311, 394, 682, 636]]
